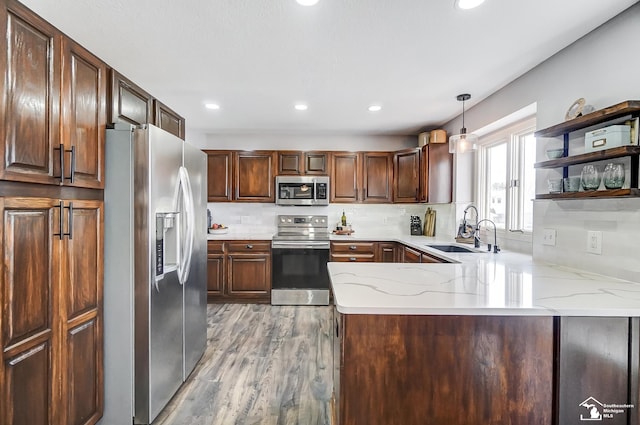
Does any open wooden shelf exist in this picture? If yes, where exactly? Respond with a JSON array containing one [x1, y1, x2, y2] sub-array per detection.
[[535, 100, 640, 200], [536, 188, 640, 200], [534, 146, 640, 169], [534, 100, 640, 138]]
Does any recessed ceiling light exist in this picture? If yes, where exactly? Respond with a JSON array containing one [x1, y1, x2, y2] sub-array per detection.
[[368, 105, 382, 112], [455, 0, 485, 9], [296, 0, 319, 6], [294, 104, 308, 111], [205, 103, 220, 110]]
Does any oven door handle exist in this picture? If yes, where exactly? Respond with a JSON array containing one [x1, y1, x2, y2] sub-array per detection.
[[272, 241, 330, 249]]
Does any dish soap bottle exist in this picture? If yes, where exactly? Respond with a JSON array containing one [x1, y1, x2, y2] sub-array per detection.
[[341, 210, 347, 227]]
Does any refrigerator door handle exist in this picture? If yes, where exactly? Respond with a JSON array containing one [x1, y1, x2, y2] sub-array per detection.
[[177, 166, 195, 285]]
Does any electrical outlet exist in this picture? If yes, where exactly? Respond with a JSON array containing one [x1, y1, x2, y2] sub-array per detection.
[[587, 231, 602, 255], [542, 228, 556, 246]]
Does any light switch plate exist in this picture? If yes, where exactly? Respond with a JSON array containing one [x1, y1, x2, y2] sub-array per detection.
[[587, 231, 602, 255], [543, 228, 556, 246]]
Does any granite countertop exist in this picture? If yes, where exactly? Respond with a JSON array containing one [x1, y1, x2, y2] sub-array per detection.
[[328, 235, 640, 317]]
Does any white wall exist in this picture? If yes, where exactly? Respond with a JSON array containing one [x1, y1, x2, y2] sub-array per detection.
[[443, 3, 640, 280]]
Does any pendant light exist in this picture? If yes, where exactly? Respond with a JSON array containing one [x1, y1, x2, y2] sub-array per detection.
[[449, 93, 479, 154]]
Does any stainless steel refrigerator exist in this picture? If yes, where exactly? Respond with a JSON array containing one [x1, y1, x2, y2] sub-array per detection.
[[101, 124, 207, 425]]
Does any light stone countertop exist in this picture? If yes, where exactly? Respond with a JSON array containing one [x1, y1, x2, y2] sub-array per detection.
[[205, 231, 640, 316], [328, 235, 640, 316]]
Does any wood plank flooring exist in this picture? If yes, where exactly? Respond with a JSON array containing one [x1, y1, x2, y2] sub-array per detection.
[[154, 304, 333, 425]]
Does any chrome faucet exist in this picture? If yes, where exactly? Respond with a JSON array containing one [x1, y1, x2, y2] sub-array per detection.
[[462, 205, 480, 248], [477, 219, 500, 253]]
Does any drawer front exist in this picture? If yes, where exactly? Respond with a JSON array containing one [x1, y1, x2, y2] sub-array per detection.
[[330, 242, 375, 254], [207, 241, 225, 254], [227, 241, 271, 253], [330, 253, 375, 262]]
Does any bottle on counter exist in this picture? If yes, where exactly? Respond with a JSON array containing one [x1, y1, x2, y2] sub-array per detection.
[[341, 210, 347, 227]]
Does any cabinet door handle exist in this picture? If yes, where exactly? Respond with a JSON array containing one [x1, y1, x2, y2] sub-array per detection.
[[53, 144, 64, 181], [53, 201, 64, 239], [53, 202, 73, 239], [349, 257, 357, 261], [65, 145, 76, 183], [415, 188, 418, 200], [65, 202, 73, 240], [246, 244, 253, 249], [349, 245, 357, 250]]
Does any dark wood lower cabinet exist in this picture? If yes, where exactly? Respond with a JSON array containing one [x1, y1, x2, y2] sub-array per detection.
[[207, 240, 271, 303], [333, 312, 555, 425], [0, 196, 103, 425]]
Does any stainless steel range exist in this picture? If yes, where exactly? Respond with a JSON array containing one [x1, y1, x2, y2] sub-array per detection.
[[271, 215, 330, 305]]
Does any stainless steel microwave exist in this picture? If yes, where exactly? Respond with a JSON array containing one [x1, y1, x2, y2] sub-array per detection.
[[275, 176, 330, 206]]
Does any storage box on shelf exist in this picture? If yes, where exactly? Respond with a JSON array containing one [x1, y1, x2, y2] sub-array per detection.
[[534, 100, 640, 199]]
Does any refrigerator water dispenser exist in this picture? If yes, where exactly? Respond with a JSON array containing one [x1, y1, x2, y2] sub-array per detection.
[[155, 212, 179, 279]]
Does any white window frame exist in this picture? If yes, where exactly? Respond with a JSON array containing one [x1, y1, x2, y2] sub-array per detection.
[[475, 117, 536, 240]]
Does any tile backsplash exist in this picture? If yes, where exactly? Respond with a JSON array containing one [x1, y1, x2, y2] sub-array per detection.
[[533, 198, 640, 282], [207, 202, 456, 239]]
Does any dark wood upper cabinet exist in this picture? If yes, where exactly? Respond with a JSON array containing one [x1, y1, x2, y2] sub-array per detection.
[[153, 99, 185, 140], [277, 151, 329, 175], [394, 148, 420, 203], [205, 150, 233, 202], [420, 143, 453, 203], [0, 0, 61, 186], [331, 152, 392, 203], [234, 151, 276, 202], [60, 37, 107, 190], [109, 69, 153, 126], [1, 1, 107, 190], [277, 151, 302, 175], [362, 152, 392, 203], [304, 152, 329, 175], [331, 152, 360, 202]]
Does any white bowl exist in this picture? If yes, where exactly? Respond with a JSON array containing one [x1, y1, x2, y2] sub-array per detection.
[[545, 149, 564, 159]]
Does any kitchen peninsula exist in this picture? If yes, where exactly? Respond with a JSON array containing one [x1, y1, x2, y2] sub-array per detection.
[[328, 247, 640, 425]]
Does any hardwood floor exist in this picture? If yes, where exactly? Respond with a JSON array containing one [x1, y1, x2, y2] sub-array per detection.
[[154, 304, 333, 425]]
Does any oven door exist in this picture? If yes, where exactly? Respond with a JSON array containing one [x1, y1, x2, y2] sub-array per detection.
[[271, 244, 330, 305]]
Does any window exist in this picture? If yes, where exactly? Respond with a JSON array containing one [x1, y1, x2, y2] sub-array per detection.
[[476, 118, 536, 233]]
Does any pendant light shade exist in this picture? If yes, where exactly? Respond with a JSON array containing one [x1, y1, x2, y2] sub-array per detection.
[[449, 94, 479, 154]]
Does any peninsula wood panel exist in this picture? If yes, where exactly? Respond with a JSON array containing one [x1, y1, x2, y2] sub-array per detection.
[[0, 0, 61, 185], [61, 37, 107, 190], [336, 314, 554, 425], [557, 317, 632, 425]]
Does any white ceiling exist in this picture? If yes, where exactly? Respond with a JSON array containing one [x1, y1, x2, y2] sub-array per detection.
[[19, 0, 639, 136]]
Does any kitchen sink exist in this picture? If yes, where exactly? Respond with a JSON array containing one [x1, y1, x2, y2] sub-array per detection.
[[426, 244, 483, 253]]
